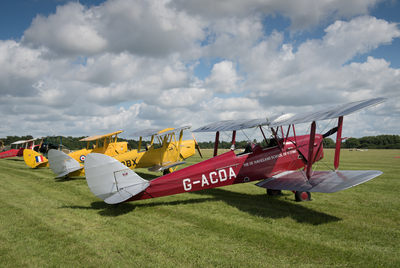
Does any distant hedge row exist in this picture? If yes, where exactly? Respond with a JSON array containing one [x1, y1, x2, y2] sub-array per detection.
[[1, 134, 399, 150], [323, 135, 400, 149]]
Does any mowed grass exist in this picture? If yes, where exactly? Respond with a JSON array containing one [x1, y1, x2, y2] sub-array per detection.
[[0, 149, 399, 267]]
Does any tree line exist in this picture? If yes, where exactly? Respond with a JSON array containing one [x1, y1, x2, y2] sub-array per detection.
[[1, 134, 399, 150], [322, 135, 400, 149]]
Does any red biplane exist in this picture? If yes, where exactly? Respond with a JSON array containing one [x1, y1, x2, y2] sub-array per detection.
[[0, 138, 39, 159], [83, 98, 385, 204]]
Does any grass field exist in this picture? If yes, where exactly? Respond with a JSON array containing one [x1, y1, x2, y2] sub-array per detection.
[[0, 149, 399, 267]]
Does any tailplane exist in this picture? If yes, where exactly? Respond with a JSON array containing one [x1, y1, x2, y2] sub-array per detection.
[[48, 149, 83, 178], [84, 153, 150, 204], [23, 149, 49, 168]]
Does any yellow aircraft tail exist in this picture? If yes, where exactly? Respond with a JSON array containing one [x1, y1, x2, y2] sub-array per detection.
[[23, 149, 49, 168]]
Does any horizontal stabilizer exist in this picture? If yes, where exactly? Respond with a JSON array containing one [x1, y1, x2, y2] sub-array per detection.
[[23, 149, 48, 168], [85, 153, 150, 204], [48, 149, 83, 178], [256, 170, 382, 193], [148, 161, 185, 172]]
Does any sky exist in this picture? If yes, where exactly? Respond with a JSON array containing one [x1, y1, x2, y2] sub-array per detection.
[[0, 0, 399, 142]]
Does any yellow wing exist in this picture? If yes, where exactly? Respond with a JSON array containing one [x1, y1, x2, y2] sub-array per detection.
[[79, 130, 123, 142]]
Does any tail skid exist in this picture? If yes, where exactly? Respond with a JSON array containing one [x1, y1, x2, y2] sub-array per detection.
[[48, 149, 83, 178], [84, 153, 150, 204]]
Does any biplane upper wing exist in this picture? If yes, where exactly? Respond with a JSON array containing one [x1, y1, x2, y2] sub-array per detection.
[[79, 131, 123, 142], [156, 126, 191, 137], [193, 98, 385, 132], [269, 97, 386, 127], [11, 138, 39, 145], [193, 118, 269, 132], [131, 126, 191, 138], [11, 140, 28, 145], [130, 129, 161, 138]]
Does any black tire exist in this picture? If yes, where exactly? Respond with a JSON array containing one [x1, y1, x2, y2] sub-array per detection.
[[295, 191, 311, 202], [163, 168, 172, 175]]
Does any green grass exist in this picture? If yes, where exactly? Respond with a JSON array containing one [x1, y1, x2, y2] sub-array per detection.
[[0, 149, 399, 267]]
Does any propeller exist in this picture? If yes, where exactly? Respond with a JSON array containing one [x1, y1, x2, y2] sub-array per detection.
[[192, 133, 203, 158], [322, 127, 338, 138]]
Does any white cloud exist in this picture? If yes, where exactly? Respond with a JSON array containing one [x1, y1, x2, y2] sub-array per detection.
[[170, 0, 380, 30], [23, 2, 107, 56], [100, 0, 205, 56], [156, 87, 208, 108], [0, 0, 399, 139], [22, 0, 205, 58], [205, 61, 241, 93], [0, 40, 49, 97], [295, 16, 400, 68], [241, 16, 400, 107]]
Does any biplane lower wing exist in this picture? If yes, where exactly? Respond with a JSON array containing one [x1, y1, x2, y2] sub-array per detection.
[[148, 161, 186, 172], [48, 149, 83, 178], [256, 170, 382, 193]]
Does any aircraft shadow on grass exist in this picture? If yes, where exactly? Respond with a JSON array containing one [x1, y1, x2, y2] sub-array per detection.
[[5, 158, 24, 162], [62, 198, 218, 217], [63, 179, 341, 224], [190, 188, 341, 225], [54, 176, 85, 182]]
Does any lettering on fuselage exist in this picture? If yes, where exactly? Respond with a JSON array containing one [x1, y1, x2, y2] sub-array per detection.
[[242, 150, 297, 167], [121, 158, 138, 168], [183, 166, 237, 191]]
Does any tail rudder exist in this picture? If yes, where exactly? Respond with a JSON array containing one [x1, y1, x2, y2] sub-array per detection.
[[23, 149, 48, 168], [84, 153, 149, 204], [48, 149, 83, 178]]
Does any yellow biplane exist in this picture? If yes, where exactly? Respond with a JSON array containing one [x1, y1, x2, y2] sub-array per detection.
[[23, 138, 60, 168], [44, 131, 128, 177], [114, 126, 201, 175], [49, 126, 200, 178]]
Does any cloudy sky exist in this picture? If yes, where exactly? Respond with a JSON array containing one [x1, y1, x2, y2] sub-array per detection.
[[0, 0, 399, 141]]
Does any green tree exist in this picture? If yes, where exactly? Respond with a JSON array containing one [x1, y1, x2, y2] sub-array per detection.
[[344, 138, 360, 148]]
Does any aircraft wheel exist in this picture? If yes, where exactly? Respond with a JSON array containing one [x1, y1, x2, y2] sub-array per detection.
[[267, 189, 282, 196], [295, 191, 311, 202], [163, 168, 172, 175]]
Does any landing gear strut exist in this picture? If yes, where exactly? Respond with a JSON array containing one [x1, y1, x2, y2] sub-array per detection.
[[295, 191, 311, 202]]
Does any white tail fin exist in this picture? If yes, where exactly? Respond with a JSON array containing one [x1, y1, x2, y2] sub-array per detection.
[[48, 149, 83, 178], [84, 153, 150, 204]]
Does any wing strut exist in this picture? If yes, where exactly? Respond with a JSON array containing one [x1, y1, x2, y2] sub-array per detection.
[[231, 130, 236, 150], [214, 131, 220, 157], [177, 129, 183, 158], [334, 116, 344, 170], [138, 136, 142, 151], [306, 121, 316, 179], [259, 126, 268, 144]]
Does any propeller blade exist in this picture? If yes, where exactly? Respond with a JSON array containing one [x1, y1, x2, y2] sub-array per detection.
[[322, 127, 338, 138]]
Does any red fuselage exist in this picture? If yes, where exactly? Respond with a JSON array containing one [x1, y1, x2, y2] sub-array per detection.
[[128, 134, 324, 202], [0, 148, 25, 159]]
